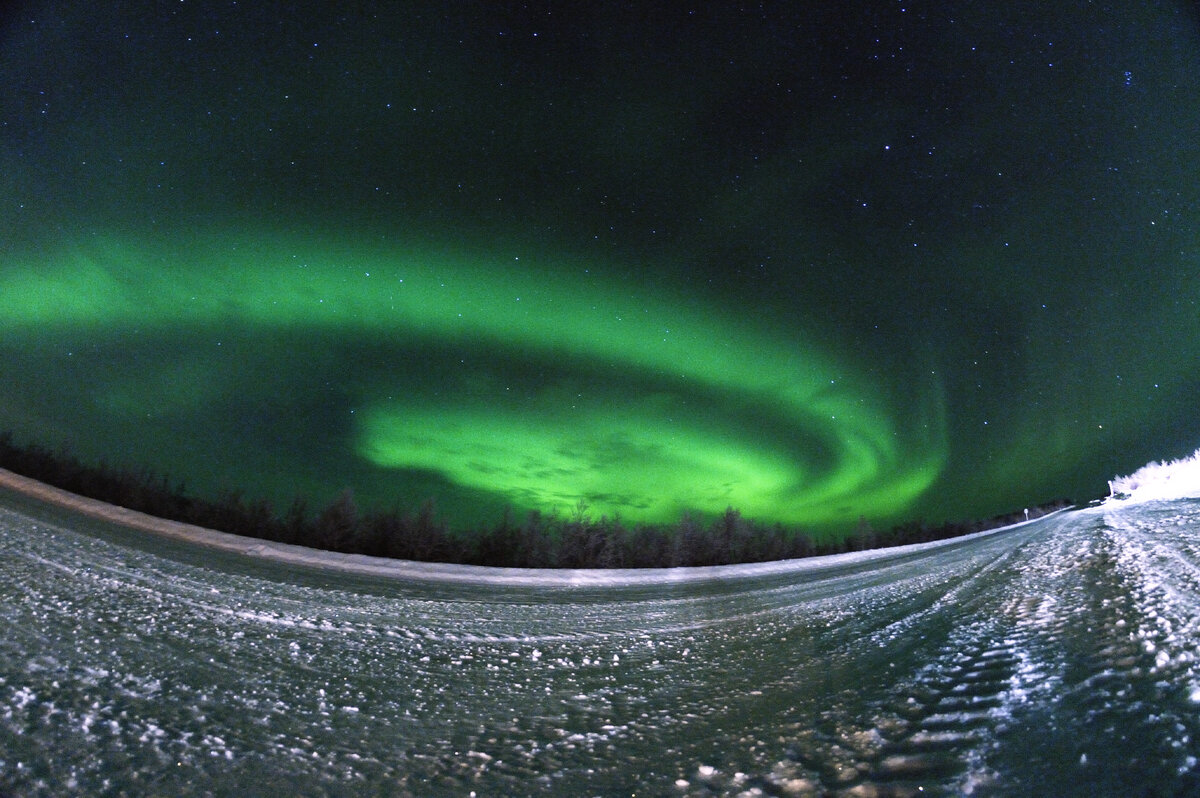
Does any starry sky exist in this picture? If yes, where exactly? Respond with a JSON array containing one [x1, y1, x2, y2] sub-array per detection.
[[1, 2, 1198, 534]]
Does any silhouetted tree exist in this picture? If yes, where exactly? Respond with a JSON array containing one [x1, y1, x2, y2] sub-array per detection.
[[315, 489, 359, 552], [281, 497, 311, 545]]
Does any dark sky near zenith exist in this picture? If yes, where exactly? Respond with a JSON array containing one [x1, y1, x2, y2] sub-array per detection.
[[1, 1, 1198, 532]]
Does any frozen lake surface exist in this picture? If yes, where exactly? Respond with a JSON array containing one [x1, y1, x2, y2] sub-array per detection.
[[3, 485, 1200, 796]]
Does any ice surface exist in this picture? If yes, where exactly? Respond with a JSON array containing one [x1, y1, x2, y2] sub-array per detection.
[[3, 484, 1200, 795], [1107, 448, 1200, 504]]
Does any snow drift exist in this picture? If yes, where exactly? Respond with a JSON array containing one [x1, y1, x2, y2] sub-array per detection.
[[1107, 449, 1200, 504]]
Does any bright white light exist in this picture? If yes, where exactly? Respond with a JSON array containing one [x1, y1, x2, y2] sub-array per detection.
[[1106, 449, 1200, 504]]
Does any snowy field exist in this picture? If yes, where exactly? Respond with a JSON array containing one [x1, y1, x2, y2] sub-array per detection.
[[3, 456, 1200, 795]]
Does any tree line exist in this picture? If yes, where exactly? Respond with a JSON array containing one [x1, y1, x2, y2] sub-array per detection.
[[0, 432, 1070, 568]]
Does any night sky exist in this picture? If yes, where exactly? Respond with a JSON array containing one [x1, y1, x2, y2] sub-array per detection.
[[2, 2, 1198, 534]]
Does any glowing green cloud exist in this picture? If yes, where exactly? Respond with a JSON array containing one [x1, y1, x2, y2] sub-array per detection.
[[0, 231, 946, 525]]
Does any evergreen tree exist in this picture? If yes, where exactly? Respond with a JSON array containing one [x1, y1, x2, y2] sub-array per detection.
[[315, 489, 359, 552]]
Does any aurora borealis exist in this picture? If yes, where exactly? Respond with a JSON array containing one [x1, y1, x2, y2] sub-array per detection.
[[1, 2, 1198, 533], [0, 231, 944, 526]]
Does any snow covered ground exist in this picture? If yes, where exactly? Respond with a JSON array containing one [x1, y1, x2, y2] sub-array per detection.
[[1107, 448, 1200, 504], [1, 460, 1200, 795]]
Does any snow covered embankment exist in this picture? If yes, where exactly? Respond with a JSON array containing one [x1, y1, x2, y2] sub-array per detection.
[[1107, 449, 1200, 505]]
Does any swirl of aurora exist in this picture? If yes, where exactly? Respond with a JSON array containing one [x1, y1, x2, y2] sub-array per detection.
[[1, 232, 947, 527]]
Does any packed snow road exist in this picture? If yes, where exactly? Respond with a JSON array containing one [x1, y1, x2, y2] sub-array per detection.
[[2, 484, 1200, 796]]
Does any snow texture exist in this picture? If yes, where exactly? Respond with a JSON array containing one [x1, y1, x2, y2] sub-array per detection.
[[1107, 449, 1200, 504]]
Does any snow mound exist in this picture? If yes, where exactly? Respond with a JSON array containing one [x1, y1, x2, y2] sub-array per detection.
[[1107, 449, 1200, 504]]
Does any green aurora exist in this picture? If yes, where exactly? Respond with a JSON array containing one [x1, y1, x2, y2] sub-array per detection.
[[1, 2, 1198, 534], [0, 232, 944, 526]]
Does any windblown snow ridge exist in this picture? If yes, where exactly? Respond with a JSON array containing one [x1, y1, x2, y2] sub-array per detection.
[[1107, 449, 1200, 504]]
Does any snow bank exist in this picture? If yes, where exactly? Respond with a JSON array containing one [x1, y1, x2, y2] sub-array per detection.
[[0, 467, 1053, 588], [1107, 449, 1200, 504]]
